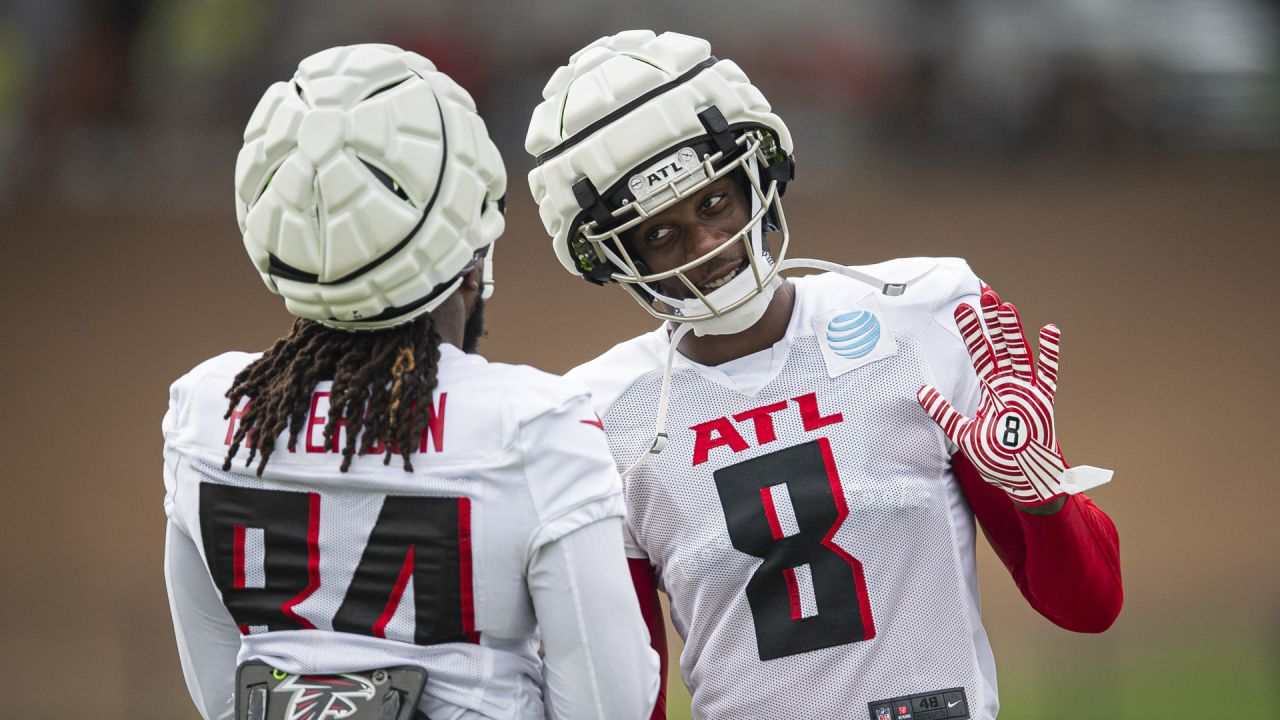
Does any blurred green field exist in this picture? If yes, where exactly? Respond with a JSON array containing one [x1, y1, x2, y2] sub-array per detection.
[[994, 635, 1280, 720], [659, 629, 1279, 719]]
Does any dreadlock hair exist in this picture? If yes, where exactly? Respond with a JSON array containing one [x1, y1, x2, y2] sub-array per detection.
[[222, 315, 443, 476]]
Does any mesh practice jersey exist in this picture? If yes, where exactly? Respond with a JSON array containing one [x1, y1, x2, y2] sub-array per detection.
[[567, 257, 998, 720], [163, 343, 655, 720]]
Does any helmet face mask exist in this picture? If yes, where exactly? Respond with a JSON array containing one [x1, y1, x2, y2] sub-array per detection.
[[578, 129, 791, 324]]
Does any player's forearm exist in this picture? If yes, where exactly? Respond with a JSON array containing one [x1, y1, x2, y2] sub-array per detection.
[[530, 519, 661, 720], [165, 521, 241, 720], [957, 453, 1123, 631], [1016, 494, 1123, 632]]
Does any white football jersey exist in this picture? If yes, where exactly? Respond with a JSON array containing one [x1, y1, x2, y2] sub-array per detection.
[[163, 344, 628, 720], [567, 257, 997, 720]]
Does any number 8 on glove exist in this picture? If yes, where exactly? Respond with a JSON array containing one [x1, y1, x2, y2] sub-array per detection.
[[916, 288, 1113, 506]]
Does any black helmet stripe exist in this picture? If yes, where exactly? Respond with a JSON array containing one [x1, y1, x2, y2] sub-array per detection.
[[534, 57, 717, 166]]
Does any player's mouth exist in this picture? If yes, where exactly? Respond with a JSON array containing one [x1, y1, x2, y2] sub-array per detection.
[[697, 257, 750, 294]]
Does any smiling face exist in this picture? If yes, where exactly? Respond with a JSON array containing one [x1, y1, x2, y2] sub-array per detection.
[[622, 170, 754, 305]]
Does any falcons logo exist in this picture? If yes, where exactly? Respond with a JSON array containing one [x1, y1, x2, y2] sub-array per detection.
[[274, 672, 377, 720]]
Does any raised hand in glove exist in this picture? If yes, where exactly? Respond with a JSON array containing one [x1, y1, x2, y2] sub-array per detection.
[[916, 287, 1112, 506]]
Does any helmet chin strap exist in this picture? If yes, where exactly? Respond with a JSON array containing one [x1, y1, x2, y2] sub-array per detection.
[[480, 242, 496, 300], [684, 271, 784, 336], [621, 320, 695, 480], [774, 258, 938, 297]]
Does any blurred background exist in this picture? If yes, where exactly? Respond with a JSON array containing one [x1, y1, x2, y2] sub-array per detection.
[[2, 1, 1278, 718]]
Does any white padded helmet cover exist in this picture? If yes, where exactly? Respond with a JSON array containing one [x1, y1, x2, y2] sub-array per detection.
[[235, 43, 506, 330], [525, 30, 792, 277]]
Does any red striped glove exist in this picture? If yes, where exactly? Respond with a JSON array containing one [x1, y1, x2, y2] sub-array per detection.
[[917, 288, 1112, 506]]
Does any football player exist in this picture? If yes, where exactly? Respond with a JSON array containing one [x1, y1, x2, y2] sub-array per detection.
[[525, 31, 1123, 720], [163, 44, 659, 720]]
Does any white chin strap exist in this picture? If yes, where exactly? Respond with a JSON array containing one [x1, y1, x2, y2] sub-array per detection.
[[621, 320, 695, 479], [480, 242, 495, 300], [621, 259, 938, 481], [682, 270, 784, 336], [775, 258, 927, 297], [678, 257, 923, 337]]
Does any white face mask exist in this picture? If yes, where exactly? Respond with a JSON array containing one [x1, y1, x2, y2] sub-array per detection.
[[673, 197, 782, 337], [583, 131, 793, 331], [676, 151, 783, 337]]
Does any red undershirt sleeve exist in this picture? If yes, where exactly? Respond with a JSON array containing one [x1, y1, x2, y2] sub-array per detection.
[[629, 558, 668, 720], [952, 451, 1123, 633]]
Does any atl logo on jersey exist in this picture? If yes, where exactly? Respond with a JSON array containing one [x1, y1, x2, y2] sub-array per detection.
[[689, 392, 843, 466]]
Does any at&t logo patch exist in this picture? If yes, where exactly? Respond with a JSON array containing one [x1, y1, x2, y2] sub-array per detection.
[[826, 310, 880, 358], [812, 299, 896, 378]]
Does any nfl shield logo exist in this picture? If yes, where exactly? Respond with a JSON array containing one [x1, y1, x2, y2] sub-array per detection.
[[876, 708, 892, 720]]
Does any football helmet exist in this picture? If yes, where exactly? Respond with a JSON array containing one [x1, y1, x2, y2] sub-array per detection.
[[235, 44, 506, 330], [526, 31, 794, 335]]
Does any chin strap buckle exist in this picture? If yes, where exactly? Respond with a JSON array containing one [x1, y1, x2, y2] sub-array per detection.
[[649, 432, 668, 455]]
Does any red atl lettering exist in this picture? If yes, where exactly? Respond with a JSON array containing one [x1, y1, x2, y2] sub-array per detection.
[[691, 417, 749, 466], [689, 393, 844, 466], [793, 392, 842, 431], [732, 401, 788, 445]]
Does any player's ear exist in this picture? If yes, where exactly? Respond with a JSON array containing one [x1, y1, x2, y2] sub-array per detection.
[[459, 266, 483, 312], [460, 266, 483, 293]]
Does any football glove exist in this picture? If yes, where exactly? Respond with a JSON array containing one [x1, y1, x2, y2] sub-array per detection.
[[916, 287, 1112, 506]]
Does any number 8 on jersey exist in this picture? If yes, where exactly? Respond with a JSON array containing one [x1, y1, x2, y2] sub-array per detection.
[[714, 438, 876, 660]]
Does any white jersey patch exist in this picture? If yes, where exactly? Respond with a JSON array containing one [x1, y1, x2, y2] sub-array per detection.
[[810, 292, 898, 379]]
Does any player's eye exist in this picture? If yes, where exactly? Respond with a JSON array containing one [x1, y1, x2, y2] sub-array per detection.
[[700, 192, 727, 214], [645, 226, 675, 246]]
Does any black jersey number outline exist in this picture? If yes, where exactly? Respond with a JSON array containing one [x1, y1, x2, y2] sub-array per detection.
[[198, 483, 476, 644], [713, 437, 875, 660]]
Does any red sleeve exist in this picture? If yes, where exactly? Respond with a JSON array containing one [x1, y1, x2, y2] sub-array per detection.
[[629, 558, 668, 720], [952, 452, 1123, 632]]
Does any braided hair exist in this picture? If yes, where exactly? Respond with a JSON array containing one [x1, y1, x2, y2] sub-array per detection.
[[222, 315, 444, 476]]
